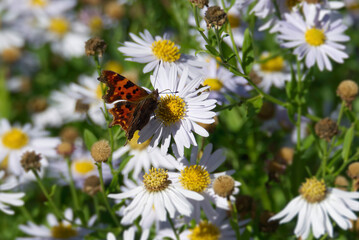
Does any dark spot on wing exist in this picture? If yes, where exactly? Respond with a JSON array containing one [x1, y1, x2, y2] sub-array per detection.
[[124, 81, 135, 89], [118, 87, 121, 90], [126, 94, 132, 99]]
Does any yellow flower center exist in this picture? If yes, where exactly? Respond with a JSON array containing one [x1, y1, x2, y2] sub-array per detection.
[[49, 18, 69, 36], [152, 39, 181, 63], [31, 0, 47, 7], [51, 223, 78, 239], [305, 28, 326, 46], [260, 55, 284, 72], [188, 221, 221, 240], [96, 83, 104, 99], [179, 165, 211, 193], [286, 0, 300, 11], [128, 131, 151, 151], [299, 178, 327, 203], [155, 95, 186, 126], [2, 128, 29, 150], [228, 14, 240, 28], [90, 16, 103, 32], [73, 159, 95, 175], [104, 61, 123, 74], [143, 168, 171, 192], [203, 78, 223, 91], [1, 155, 9, 169]]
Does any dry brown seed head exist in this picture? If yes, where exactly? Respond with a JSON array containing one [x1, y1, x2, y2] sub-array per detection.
[[85, 37, 107, 57], [212, 175, 235, 198], [315, 118, 338, 142], [205, 6, 227, 29], [91, 140, 111, 163], [21, 151, 41, 172], [83, 175, 101, 196], [347, 162, 359, 179]]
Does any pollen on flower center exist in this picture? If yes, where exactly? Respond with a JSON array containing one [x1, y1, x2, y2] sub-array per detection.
[[74, 160, 95, 175], [49, 18, 69, 36], [31, 0, 47, 7], [203, 78, 223, 91], [143, 168, 171, 192], [155, 95, 186, 126], [299, 178, 327, 203], [2, 128, 29, 149], [152, 39, 181, 63], [260, 55, 284, 72], [179, 165, 211, 193], [51, 223, 78, 238], [305, 28, 326, 46], [188, 221, 221, 240], [128, 131, 151, 151]]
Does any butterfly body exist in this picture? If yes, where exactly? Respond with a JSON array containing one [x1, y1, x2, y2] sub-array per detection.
[[99, 70, 159, 142]]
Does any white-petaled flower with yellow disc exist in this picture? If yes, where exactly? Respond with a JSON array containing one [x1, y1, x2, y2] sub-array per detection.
[[252, 52, 292, 93], [0, 119, 60, 181], [278, 3, 349, 71], [168, 143, 241, 222], [138, 65, 217, 157], [118, 29, 204, 78], [18, 208, 96, 240], [113, 131, 177, 179], [108, 167, 204, 225], [49, 145, 112, 188], [270, 177, 359, 239], [0, 171, 25, 215]]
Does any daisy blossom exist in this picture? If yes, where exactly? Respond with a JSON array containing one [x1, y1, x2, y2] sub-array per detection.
[[168, 143, 240, 222], [108, 167, 204, 225], [0, 119, 60, 179], [113, 131, 177, 179], [118, 29, 204, 77], [0, 171, 25, 215], [252, 53, 291, 93], [278, 3, 350, 71], [270, 178, 359, 239], [138, 65, 217, 157], [18, 208, 95, 240]]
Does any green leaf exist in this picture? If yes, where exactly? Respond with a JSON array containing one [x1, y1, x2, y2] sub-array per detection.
[[247, 95, 263, 114], [49, 185, 57, 197], [205, 44, 219, 56], [342, 125, 354, 162], [83, 129, 98, 151], [242, 28, 254, 75], [0, 69, 10, 118]]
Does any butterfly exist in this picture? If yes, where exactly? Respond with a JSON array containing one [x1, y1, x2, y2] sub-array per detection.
[[98, 70, 159, 142]]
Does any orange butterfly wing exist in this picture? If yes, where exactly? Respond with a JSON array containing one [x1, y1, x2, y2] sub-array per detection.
[[98, 70, 148, 103], [108, 101, 136, 130]]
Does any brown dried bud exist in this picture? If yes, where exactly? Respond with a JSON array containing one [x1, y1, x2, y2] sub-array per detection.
[[27, 97, 48, 113], [83, 175, 101, 196], [104, 1, 125, 20], [21, 151, 41, 172], [334, 175, 349, 190], [259, 211, 279, 233], [235, 195, 256, 219], [257, 101, 276, 120], [347, 162, 359, 179], [1, 47, 22, 63], [60, 127, 79, 144], [85, 37, 107, 57], [315, 118, 338, 142], [204, 6, 227, 29], [337, 80, 358, 109], [75, 100, 90, 113], [212, 175, 235, 198], [249, 70, 262, 85], [57, 142, 74, 156], [190, 0, 209, 9], [197, 116, 218, 133], [276, 147, 294, 165], [91, 140, 111, 163]]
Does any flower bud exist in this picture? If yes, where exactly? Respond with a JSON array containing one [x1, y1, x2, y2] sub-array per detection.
[[85, 37, 107, 57], [190, 0, 209, 9], [315, 118, 338, 142], [347, 162, 359, 179], [83, 175, 101, 196], [57, 142, 74, 157], [91, 140, 111, 163], [21, 151, 41, 172], [205, 6, 227, 29], [60, 127, 79, 144], [212, 175, 235, 198], [337, 80, 358, 109]]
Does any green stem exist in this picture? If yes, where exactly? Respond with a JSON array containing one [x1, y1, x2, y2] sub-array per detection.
[[321, 141, 328, 178], [32, 170, 63, 220], [296, 58, 303, 151], [65, 157, 82, 220], [167, 211, 180, 240], [96, 163, 120, 225], [193, 5, 209, 43], [229, 199, 241, 240], [20, 205, 33, 222], [215, 28, 226, 63]]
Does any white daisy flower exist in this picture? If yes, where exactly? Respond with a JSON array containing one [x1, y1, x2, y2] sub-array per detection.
[[252, 53, 291, 93], [113, 131, 177, 179], [155, 209, 248, 240], [18, 208, 95, 240], [278, 3, 350, 71], [0, 25, 25, 56], [0, 119, 60, 180], [107, 227, 149, 240], [0, 171, 25, 215], [118, 29, 204, 78], [49, 145, 112, 188], [270, 178, 359, 239], [168, 143, 240, 222], [201, 56, 250, 105], [138, 65, 217, 157], [108, 167, 204, 225]]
